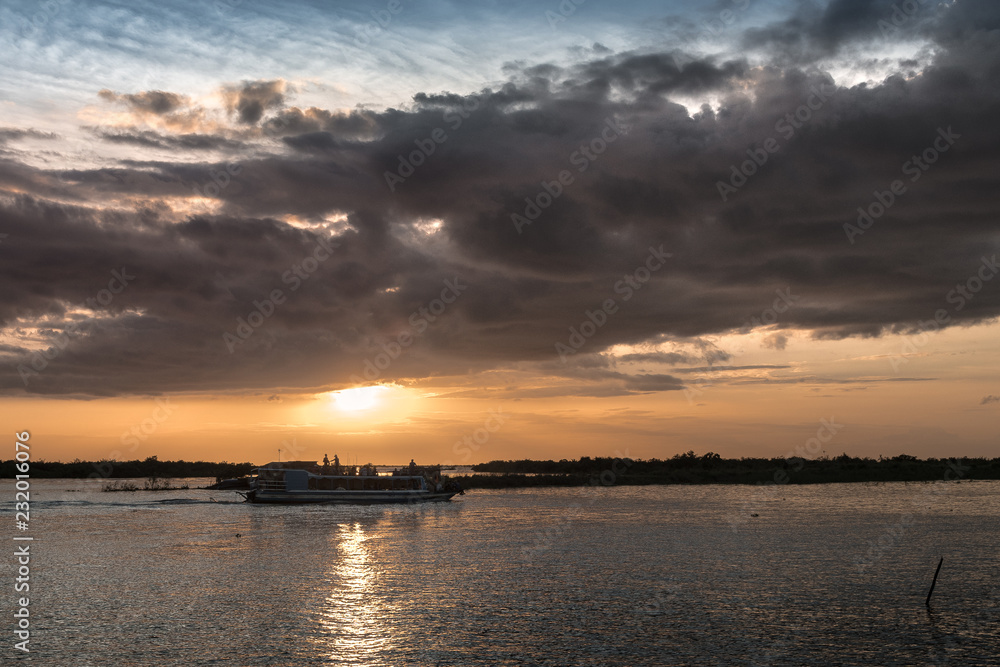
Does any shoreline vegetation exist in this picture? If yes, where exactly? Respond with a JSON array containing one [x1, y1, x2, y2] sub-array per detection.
[[0, 456, 255, 481], [3, 452, 1000, 488], [456, 453, 1000, 488], [102, 478, 191, 492]]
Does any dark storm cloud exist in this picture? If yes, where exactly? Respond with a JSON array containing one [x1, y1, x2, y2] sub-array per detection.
[[575, 51, 750, 96], [1, 1, 999, 396], [92, 127, 244, 151], [742, 0, 947, 62], [268, 107, 381, 141], [222, 80, 288, 125], [98, 89, 188, 115]]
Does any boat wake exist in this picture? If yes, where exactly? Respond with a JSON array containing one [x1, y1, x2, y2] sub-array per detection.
[[0, 497, 244, 510]]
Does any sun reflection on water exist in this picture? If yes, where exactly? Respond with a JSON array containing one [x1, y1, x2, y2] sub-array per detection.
[[316, 522, 392, 664]]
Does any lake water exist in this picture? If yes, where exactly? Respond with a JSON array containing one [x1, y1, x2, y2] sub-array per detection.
[[2, 478, 998, 665]]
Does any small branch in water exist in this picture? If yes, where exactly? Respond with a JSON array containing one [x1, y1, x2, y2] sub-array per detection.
[[926, 557, 944, 607]]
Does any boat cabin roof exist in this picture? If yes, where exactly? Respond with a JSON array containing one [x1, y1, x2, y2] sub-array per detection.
[[258, 460, 319, 469], [254, 462, 429, 478]]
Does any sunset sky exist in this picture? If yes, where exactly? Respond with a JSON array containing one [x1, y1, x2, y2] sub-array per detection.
[[1, 0, 998, 466]]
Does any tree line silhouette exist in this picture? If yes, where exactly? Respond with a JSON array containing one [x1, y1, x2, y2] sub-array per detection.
[[0, 456, 254, 480], [455, 452, 1000, 487], [4, 452, 1000, 488]]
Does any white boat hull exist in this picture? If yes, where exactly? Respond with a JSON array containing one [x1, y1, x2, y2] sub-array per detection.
[[247, 489, 459, 504], [246, 460, 462, 504]]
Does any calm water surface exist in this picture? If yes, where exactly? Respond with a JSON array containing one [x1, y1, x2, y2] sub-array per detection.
[[1, 479, 998, 665]]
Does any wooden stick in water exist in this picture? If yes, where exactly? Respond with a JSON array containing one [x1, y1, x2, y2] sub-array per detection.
[[925, 557, 944, 607]]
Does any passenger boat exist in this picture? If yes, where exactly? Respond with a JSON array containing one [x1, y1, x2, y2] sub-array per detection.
[[243, 456, 463, 504]]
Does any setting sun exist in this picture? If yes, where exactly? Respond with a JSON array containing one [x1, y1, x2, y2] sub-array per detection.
[[330, 386, 385, 413]]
